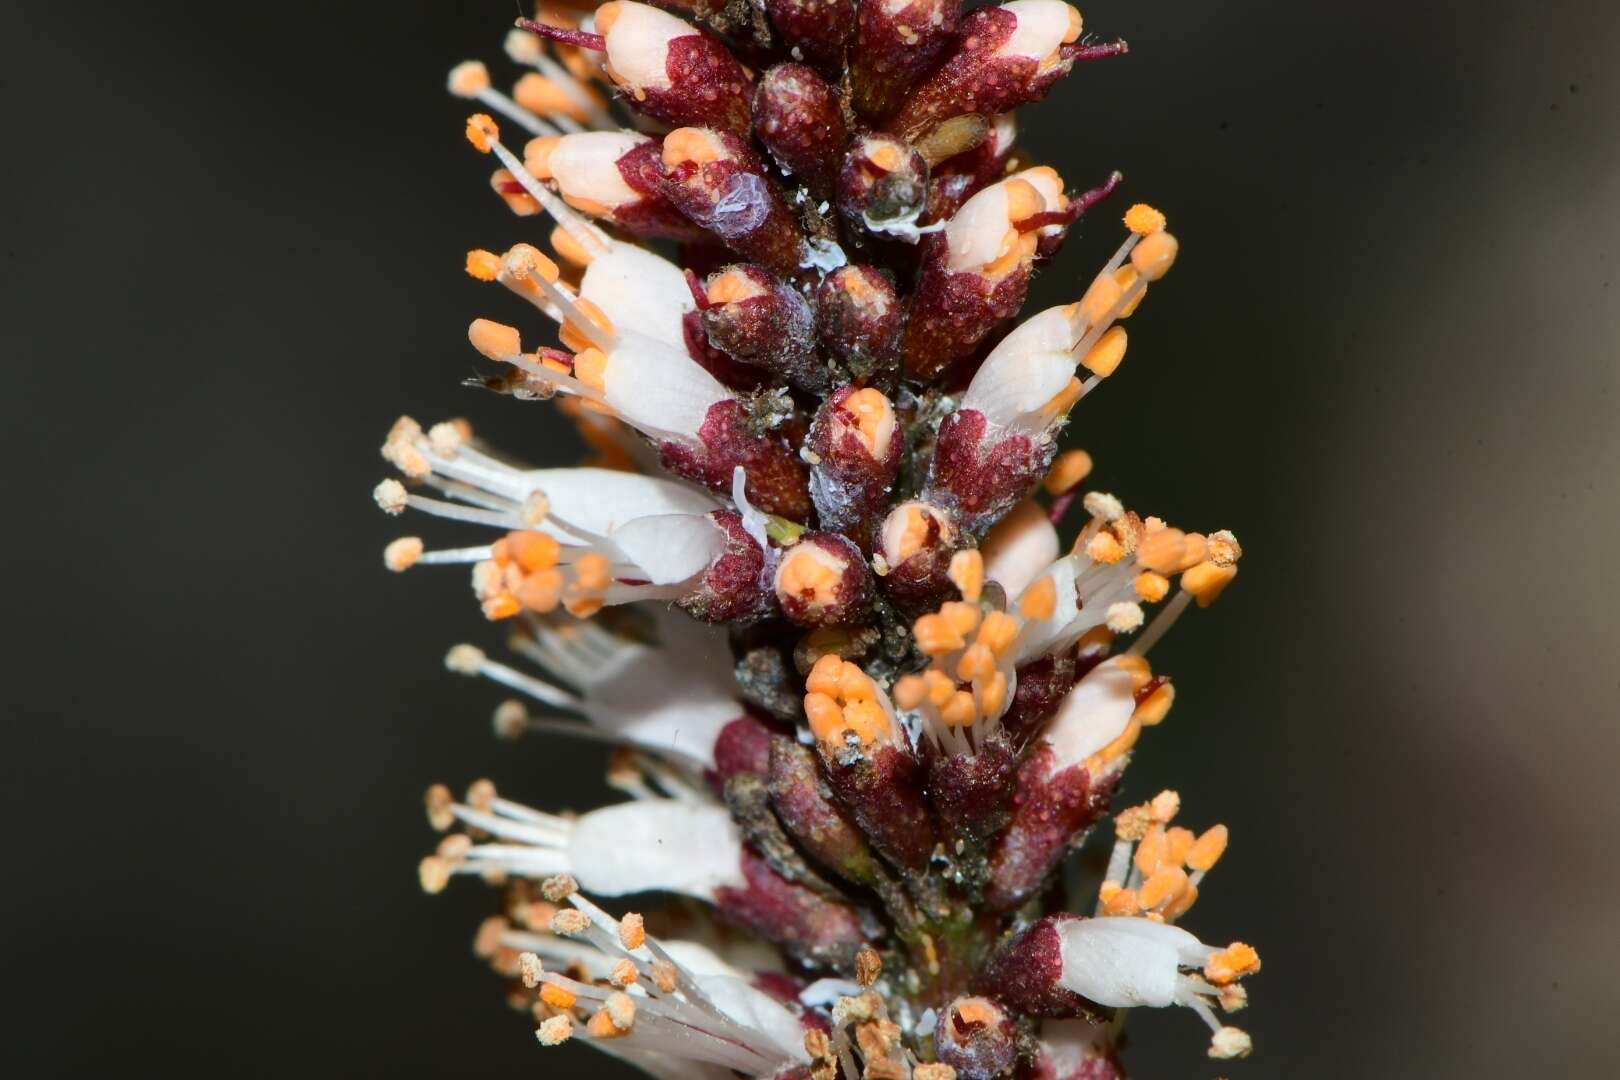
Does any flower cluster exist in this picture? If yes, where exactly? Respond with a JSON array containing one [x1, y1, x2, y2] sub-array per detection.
[[379, 2, 1258, 1075]]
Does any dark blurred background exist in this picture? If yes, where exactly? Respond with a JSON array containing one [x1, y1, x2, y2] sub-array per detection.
[[3, 1, 1617, 1075]]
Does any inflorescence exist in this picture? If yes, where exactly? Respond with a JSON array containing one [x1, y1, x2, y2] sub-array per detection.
[[379, 2, 1257, 1075]]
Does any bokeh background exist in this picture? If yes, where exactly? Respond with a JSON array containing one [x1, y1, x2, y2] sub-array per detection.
[[4, 1, 1618, 1075]]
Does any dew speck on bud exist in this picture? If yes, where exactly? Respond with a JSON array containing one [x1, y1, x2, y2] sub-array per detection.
[[380, 2, 1258, 1074]]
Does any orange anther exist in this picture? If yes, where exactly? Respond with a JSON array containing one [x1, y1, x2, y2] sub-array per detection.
[[524, 134, 563, 179], [940, 601, 982, 637], [540, 983, 578, 1010], [507, 531, 562, 572], [838, 662, 876, 703], [1181, 560, 1237, 607], [706, 268, 765, 305], [572, 347, 608, 392], [1085, 531, 1124, 564], [1081, 326, 1128, 377], [805, 692, 845, 741], [913, 614, 965, 657], [841, 388, 896, 457], [1077, 273, 1124, 326], [1186, 824, 1229, 872], [923, 669, 956, 708], [662, 127, 725, 167], [1134, 824, 1168, 877], [1123, 203, 1166, 235], [1134, 681, 1174, 726], [806, 653, 845, 696], [948, 549, 984, 602], [1101, 886, 1141, 917], [574, 552, 612, 591], [1018, 575, 1058, 621], [843, 699, 889, 743], [955, 643, 996, 683], [1165, 826, 1195, 866], [1133, 571, 1170, 603], [465, 113, 500, 153], [1131, 231, 1178, 281], [550, 225, 593, 268], [466, 249, 503, 281], [1204, 943, 1261, 985], [893, 674, 927, 711], [1002, 178, 1044, 222], [517, 569, 564, 613], [963, 617, 1011, 663], [1039, 377, 1084, 421], [482, 592, 522, 620], [1044, 449, 1093, 495], [1139, 865, 1189, 911], [469, 318, 522, 361], [941, 690, 977, 728]]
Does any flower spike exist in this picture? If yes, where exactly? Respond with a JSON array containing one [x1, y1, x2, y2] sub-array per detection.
[[392, 6, 1259, 1075]]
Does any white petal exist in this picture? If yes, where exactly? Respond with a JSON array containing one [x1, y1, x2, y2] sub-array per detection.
[[996, 0, 1076, 59], [580, 643, 741, 765], [604, 330, 731, 443], [960, 306, 1077, 424], [581, 242, 694, 350], [602, 2, 690, 90], [526, 468, 719, 539], [551, 131, 649, 209], [694, 975, 813, 1063], [1043, 658, 1137, 766], [1011, 559, 1082, 661], [1058, 917, 1191, 1008], [569, 801, 745, 897], [608, 513, 724, 585], [981, 499, 1060, 596], [946, 182, 1013, 271]]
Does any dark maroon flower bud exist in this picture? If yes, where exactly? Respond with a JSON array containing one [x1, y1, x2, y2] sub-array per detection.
[[659, 399, 812, 521], [773, 532, 874, 628], [885, 1, 1124, 144], [524, 132, 706, 241], [712, 713, 778, 780], [767, 735, 886, 886], [901, 167, 1074, 381], [926, 732, 1017, 856], [752, 63, 849, 199], [523, 3, 754, 134], [682, 297, 772, 391], [972, 913, 1099, 1018], [763, 0, 857, 75], [934, 996, 1021, 1080], [821, 741, 937, 875], [983, 744, 1104, 911], [838, 135, 930, 238], [702, 265, 830, 393], [850, 0, 960, 123], [806, 385, 903, 548], [714, 846, 866, 968], [874, 500, 961, 616], [659, 127, 810, 278], [924, 407, 1057, 537], [814, 266, 904, 386], [804, 655, 937, 873], [678, 509, 778, 623]]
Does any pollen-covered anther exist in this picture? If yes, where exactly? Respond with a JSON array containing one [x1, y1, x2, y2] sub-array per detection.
[[774, 533, 871, 628], [1044, 450, 1093, 495], [949, 550, 985, 603], [1105, 602, 1144, 633], [384, 537, 424, 571], [465, 112, 500, 153], [803, 654, 896, 747], [535, 1014, 574, 1045], [517, 951, 544, 989]]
